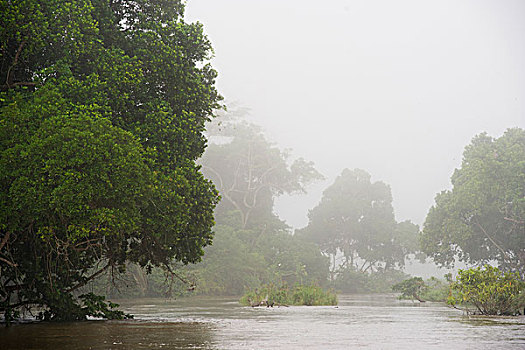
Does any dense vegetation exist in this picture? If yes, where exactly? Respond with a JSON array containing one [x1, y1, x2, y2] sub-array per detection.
[[81, 114, 429, 298], [0, 0, 221, 321], [93, 115, 422, 299], [79, 113, 330, 299]]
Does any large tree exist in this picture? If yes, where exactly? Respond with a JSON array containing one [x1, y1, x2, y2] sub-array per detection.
[[201, 117, 323, 230], [421, 128, 525, 276], [0, 0, 221, 320], [298, 169, 420, 277]]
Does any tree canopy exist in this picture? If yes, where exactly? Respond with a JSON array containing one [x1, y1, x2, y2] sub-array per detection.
[[421, 128, 525, 276], [0, 0, 221, 320], [201, 116, 323, 230]]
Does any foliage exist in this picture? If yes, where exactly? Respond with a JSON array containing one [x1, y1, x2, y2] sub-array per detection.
[[0, 0, 221, 321], [421, 128, 525, 276], [239, 283, 337, 306], [88, 226, 330, 298], [392, 277, 427, 302], [78, 293, 132, 320], [4, 292, 133, 324], [35, 293, 132, 322], [393, 277, 450, 302], [419, 277, 449, 302], [187, 221, 330, 296], [297, 169, 421, 276], [187, 225, 270, 295], [80, 115, 329, 298], [448, 265, 525, 315]]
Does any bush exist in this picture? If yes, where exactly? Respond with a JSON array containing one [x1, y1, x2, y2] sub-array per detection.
[[239, 283, 337, 306], [448, 265, 525, 315]]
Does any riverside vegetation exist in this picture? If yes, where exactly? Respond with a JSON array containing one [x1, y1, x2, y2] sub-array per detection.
[[447, 265, 525, 315], [80, 120, 524, 319], [239, 283, 337, 307], [1, 0, 222, 321], [392, 266, 525, 316]]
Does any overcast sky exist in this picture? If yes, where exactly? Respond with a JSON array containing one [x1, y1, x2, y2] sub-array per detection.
[[186, 0, 525, 229]]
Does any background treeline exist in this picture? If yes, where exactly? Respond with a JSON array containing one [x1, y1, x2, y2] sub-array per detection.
[[86, 114, 524, 300]]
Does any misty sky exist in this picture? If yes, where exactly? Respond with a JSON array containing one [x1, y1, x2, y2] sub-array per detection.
[[186, 0, 525, 229]]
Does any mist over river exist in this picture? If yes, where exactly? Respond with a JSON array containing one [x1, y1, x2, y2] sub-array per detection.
[[1, 294, 524, 349]]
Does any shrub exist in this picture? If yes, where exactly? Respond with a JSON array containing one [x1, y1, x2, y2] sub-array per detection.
[[392, 277, 427, 302], [239, 283, 337, 306], [448, 265, 525, 315]]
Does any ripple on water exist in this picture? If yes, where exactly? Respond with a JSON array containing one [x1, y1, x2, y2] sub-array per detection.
[[2, 295, 525, 349]]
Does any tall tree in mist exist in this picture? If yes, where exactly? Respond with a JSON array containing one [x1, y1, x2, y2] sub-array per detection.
[[297, 169, 420, 277], [0, 0, 221, 320], [201, 117, 323, 230], [421, 128, 525, 276]]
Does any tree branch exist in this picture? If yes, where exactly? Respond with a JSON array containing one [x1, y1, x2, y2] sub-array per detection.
[[0, 300, 41, 312], [0, 231, 10, 251], [202, 164, 246, 226], [163, 263, 191, 285], [475, 221, 512, 263], [66, 263, 111, 293], [504, 217, 524, 225], [0, 256, 17, 267], [4, 39, 28, 88]]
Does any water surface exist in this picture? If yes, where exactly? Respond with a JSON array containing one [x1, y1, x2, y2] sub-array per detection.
[[1, 294, 524, 349]]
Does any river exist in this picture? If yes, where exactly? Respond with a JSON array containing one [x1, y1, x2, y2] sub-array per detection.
[[1, 294, 524, 349]]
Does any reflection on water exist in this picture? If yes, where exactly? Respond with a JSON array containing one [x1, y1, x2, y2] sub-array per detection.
[[0, 321, 215, 350], [1, 294, 524, 349]]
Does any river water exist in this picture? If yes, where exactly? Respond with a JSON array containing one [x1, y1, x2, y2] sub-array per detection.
[[1, 294, 524, 349]]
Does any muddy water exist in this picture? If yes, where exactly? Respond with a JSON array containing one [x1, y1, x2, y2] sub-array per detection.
[[1, 294, 524, 349]]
